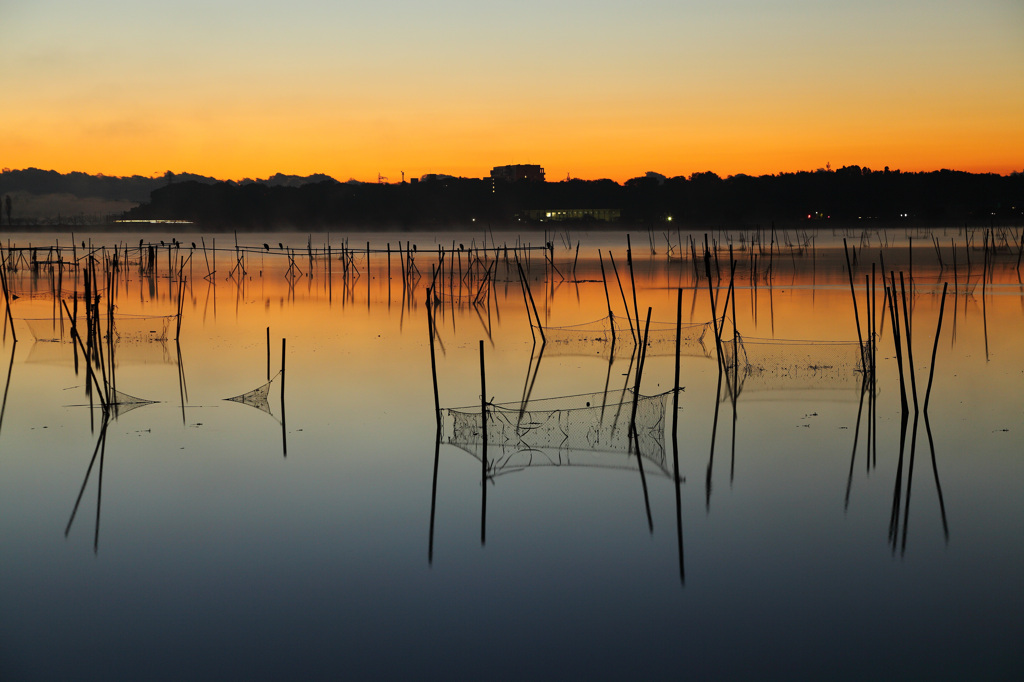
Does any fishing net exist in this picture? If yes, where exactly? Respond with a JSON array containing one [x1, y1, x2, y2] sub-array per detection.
[[111, 314, 174, 342], [721, 333, 867, 396], [22, 317, 68, 343], [539, 313, 715, 360], [109, 389, 158, 417], [225, 371, 281, 417], [443, 389, 671, 478]]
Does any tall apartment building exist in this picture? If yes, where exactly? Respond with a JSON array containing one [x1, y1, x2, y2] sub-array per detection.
[[490, 164, 545, 183]]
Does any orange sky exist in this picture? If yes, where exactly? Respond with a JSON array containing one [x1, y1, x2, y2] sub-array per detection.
[[3, 1, 1022, 183]]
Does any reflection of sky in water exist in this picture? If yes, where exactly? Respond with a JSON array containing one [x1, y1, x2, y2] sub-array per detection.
[[0, 229, 1021, 678]]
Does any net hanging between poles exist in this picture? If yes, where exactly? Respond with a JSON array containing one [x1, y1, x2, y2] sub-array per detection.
[[109, 389, 159, 417], [538, 313, 716, 360], [224, 371, 281, 417], [111, 314, 175, 343], [721, 333, 867, 396], [442, 389, 671, 478], [22, 317, 66, 343]]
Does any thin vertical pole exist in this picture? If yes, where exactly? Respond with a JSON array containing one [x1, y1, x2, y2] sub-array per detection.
[[843, 238, 864, 353], [899, 272, 919, 412], [427, 289, 441, 431], [479, 339, 487, 545], [517, 261, 545, 344], [626, 235, 640, 334], [672, 286, 685, 584], [0, 260, 16, 342], [672, 289, 682, 436], [598, 250, 616, 345], [609, 253, 635, 342], [923, 282, 949, 412], [888, 274, 908, 414]]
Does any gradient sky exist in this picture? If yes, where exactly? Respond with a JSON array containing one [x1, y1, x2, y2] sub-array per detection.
[[2, 0, 1022, 183]]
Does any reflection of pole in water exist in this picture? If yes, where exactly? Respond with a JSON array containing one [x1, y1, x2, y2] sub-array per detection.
[[888, 411, 910, 552], [901, 413, 920, 555], [923, 414, 950, 542], [65, 419, 109, 553], [281, 338, 287, 458], [706, 360, 724, 509], [630, 308, 653, 533], [845, 379, 868, 509], [672, 289, 685, 584], [94, 425, 106, 553], [176, 340, 188, 426], [479, 340, 487, 546], [982, 272, 990, 362], [518, 342, 544, 421], [0, 341, 16, 436], [428, 429, 441, 565]]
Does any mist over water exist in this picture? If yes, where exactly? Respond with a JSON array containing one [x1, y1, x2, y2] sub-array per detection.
[[1, 227, 1021, 680]]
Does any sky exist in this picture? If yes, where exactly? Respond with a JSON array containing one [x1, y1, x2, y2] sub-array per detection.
[[2, 0, 1022, 183]]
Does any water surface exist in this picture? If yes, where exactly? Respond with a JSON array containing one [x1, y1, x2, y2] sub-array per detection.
[[1, 227, 1021, 680]]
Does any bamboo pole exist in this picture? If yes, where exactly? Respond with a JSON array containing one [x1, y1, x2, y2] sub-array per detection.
[[843, 238, 865, 353], [0, 255, 16, 342], [598, 250, 615, 346], [626, 235, 641, 333], [608, 253, 635, 342], [703, 241, 725, 373], [923, 282, 949, 412], [887, 274, 909, 414], [899, 272, 919, 412], [61, 299, 108, 413], [427, 289, 441, 431], [517, 260, 545, 345]]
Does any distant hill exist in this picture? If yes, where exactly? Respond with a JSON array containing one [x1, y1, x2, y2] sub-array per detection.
[[0, 168, 341, 223]]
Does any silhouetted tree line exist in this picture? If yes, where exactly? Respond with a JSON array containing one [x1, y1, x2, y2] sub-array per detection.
[[5, 166, 1021, 229], [0, 168, 337, 203], [123, 167, 1023, 229]]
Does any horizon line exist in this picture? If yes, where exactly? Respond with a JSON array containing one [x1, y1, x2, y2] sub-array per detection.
[[3, 163, 1023, 186]]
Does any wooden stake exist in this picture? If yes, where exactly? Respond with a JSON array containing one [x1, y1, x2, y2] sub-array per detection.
[[62, 299, 107, 413], [427, 289, 441, 431], [672, 289, 682, 439], [843, 238, 864, 353], [923, 282, 949, 412], [899, 272, 919, 412], [609, 253, 635, 343], [887, 274, 908, 414]]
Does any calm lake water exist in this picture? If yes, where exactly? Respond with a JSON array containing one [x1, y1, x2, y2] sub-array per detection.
[[1, 227, 1021, 680]]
